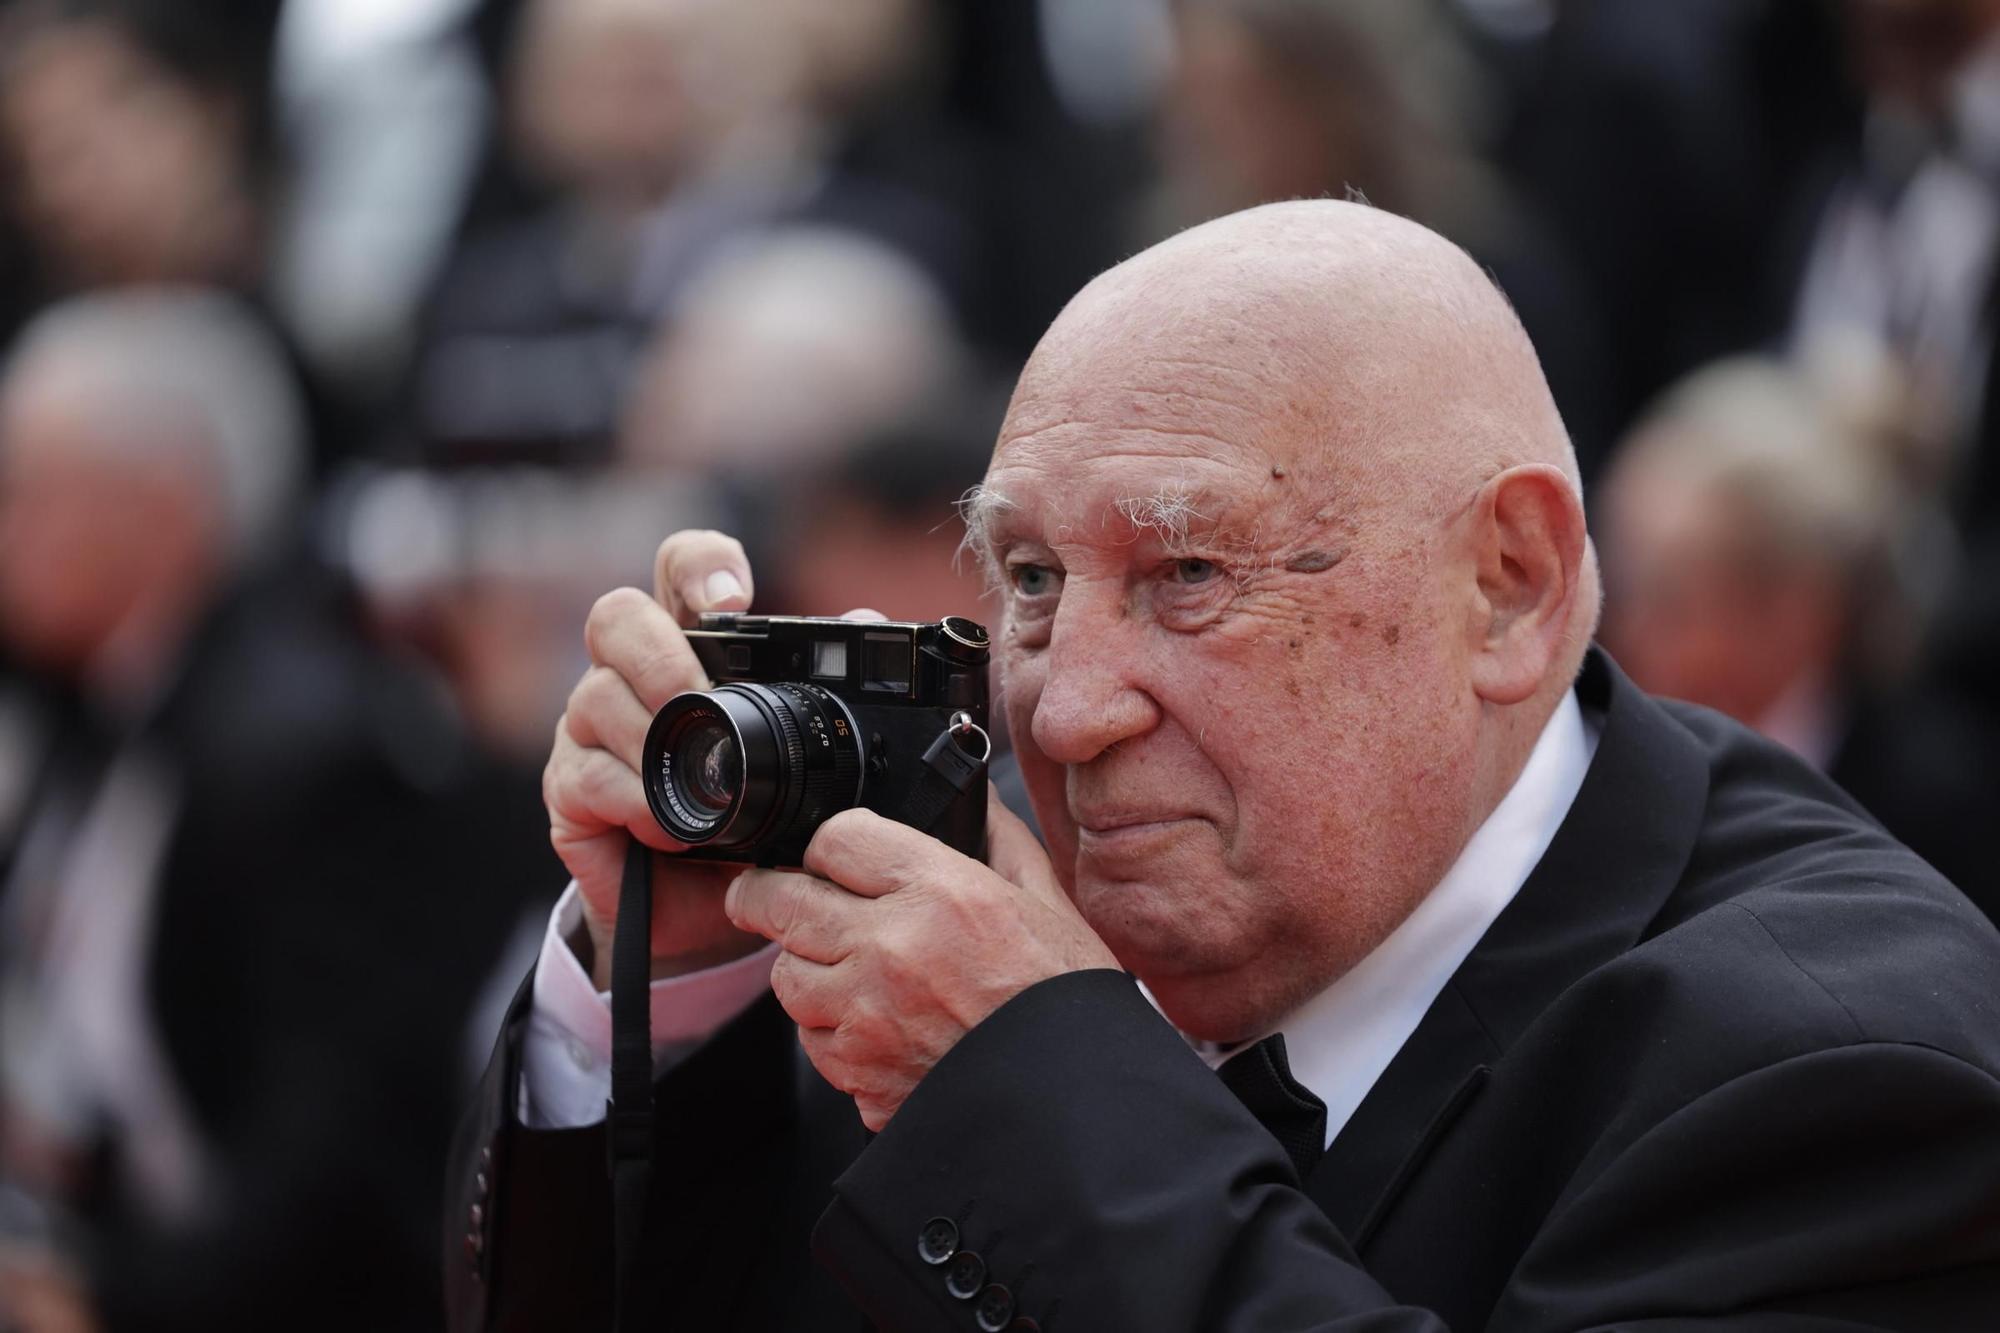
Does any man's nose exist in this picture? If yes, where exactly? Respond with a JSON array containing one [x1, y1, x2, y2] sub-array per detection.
[[1028, 590, 1160, 764]]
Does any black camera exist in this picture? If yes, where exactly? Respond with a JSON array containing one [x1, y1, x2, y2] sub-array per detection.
[[641, 613, 991, 867]]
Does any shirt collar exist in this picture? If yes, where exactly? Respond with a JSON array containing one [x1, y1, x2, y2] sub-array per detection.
[[1180, 688, 1599, 1147]]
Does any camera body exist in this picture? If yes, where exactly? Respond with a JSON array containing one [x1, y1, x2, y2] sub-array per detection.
[[642, 613, 990, 867]]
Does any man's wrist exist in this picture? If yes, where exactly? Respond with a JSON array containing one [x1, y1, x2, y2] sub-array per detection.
[[573, 909, 770, 991]]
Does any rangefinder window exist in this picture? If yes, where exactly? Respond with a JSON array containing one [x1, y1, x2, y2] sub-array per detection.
[[811, 639, 848, 680], [862, 632, 913, 693]]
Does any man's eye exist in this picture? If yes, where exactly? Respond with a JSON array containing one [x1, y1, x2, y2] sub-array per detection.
[[1172, 558, 1219, 585], [1010, 564, 1059, 596]]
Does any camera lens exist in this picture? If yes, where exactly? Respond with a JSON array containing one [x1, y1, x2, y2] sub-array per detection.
[[643, 682, 862, 854]]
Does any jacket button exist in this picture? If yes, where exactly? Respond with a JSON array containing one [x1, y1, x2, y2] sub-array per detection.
[[464, 1232, 482, 1266], [945, 1250, 986, 1300], [974, 1283, 1014, 1331], [475, 1170, 488, 1196], [469, 1203, 484, 1230], [916, 1216, 958, 1265]]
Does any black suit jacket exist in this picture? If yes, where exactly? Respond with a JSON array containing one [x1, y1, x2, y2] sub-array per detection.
[[447, 652, 2000, 1330]]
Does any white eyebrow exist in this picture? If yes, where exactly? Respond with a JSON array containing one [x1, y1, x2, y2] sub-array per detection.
[[954, 483, 1017, 583], [1111, 480, 1209, 549]]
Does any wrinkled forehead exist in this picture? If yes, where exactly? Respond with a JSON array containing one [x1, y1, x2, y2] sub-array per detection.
[[978, 301, 1372, 550]]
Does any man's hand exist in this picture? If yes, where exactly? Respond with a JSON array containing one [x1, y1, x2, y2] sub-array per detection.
[[544, 530, 763, 987], [725, 789, 1121, 1129]]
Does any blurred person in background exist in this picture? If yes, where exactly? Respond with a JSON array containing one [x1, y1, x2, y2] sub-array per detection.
[[0, 0, 275, 298], [413, 0, 1139, 469], [1793, 0, 2000, 508], [0, 291, 511, 1332], [1503, 0, 1859, 457], [412, 0, 969, 470], [617, 226, 965, 486], [614, 221, 1000, 654], [1781, 0, 2000, 899], [1150, 0, 1615, 472], [767, 418, 1000, 626], [410, 0, 727, 468], [1598, 356, 2000, 922], [0, 0, 374, 476]]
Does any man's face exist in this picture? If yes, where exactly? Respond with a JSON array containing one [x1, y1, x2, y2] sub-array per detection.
[[0, 21, 242, 285], [980, 314, 1484, 1040], [0, 388, 212, 676], [1598, 464, 1840, 729]]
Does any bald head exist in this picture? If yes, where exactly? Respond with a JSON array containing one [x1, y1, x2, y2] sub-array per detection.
[[1017, 201, 1576, 500]]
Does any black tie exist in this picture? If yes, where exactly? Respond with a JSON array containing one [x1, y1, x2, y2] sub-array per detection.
[[1217, 1033, 1328, 1181]]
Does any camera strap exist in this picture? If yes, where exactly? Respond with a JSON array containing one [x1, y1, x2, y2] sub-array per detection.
[[608, 837, 654, 1333]]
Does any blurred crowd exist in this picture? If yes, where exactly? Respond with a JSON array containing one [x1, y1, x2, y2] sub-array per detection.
[[0, 0, 1997, 1328]]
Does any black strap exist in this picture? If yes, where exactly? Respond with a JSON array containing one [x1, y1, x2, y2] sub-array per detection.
[[905, 720, 987, 833], [609, 838, 654, 1333], [1217, 1033, 1328, 1181]]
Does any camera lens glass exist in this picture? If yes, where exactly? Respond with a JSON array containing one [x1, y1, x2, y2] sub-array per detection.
[[678, 720, 741, 814], [643, 682, 863, 853]]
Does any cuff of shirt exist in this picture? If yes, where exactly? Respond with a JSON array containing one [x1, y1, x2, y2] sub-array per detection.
[[517, 881, 778, 1129]]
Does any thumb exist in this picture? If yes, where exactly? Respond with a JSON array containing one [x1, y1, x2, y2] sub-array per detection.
[[984, 783, 1059, 894]]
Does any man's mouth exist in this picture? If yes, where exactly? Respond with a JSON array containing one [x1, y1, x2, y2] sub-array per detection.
[[1072, 812, 1201, 855], [1072, 807, 1193, 833]]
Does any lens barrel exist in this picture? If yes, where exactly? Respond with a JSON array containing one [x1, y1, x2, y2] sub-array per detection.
[[642, 682, 863, 853]]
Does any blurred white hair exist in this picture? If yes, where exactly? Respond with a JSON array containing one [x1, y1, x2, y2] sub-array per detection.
[[1621, 357, 1898, 578], [624, 226, 961, 473], [2, 289, 308, 562], [1615, 355, 1935, 682]]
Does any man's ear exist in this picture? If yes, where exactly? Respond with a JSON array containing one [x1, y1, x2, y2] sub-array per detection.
[[1465, 464, 1587, 705]]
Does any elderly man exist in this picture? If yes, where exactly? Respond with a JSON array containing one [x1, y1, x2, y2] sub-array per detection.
[[448, 202, 2000, 1330]]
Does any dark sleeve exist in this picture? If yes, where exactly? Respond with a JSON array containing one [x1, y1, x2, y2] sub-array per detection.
[[812, 972, 2000, 1332], [1489, 1041, 2000, 1332], [445, 982, 849, 1333], [813, 970, 1448, 1332]]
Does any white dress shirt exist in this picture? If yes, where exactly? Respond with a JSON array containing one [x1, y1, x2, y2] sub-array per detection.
[[520, 691, 1597, 1136]]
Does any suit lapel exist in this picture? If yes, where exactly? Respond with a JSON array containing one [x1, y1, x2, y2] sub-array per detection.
[[1308, 651, 1713, 1243]]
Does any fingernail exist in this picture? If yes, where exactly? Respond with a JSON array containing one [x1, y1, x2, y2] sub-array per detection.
[[705, 570, 745, 606]]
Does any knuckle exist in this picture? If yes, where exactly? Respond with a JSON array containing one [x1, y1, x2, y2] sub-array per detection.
[[640, 636, 702, 693], [768, 952, 801, 1005], [773, 877, 808, 937], [871, 926, 922, 988], [584, 587, 649, 659], [570, 665, 625, 720], [808, 810, 868, 869]]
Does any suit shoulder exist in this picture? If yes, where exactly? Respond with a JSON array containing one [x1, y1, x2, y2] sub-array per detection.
[[1634, 699, 2000, 1068]]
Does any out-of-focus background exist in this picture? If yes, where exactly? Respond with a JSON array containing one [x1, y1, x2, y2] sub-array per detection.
[[0, 0, 1996, 1327]]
